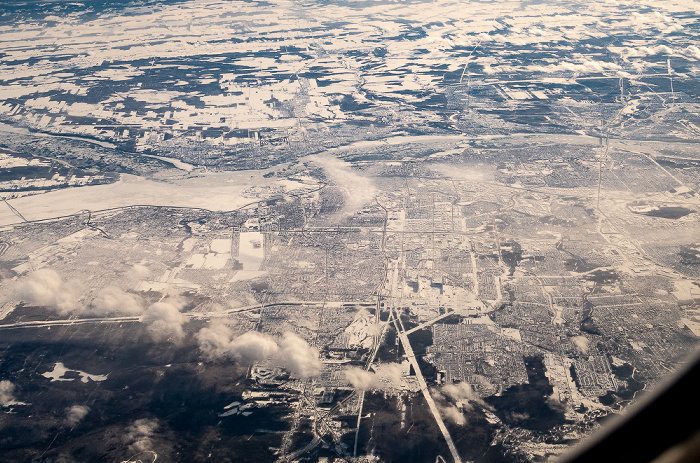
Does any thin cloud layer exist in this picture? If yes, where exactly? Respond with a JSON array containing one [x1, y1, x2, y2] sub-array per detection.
[[432, 163, 492, 183], [308, 154, 377, 216]]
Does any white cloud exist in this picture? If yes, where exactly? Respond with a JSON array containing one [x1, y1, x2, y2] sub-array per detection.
[[373, 362, 404, 388], [89, 286, 144, 316], [634, 45, 672, 56], [432, 382, 490, 426], [662, 24, 683, 34], [529, 60, 621, 74], [197, 324, 279, 363], [571, 335, 589, 354], [64, 404, 90, 427], [343, 362, 405, 390], [141, 299, 188, 342], [230, 330, 280, 364], [683, 45, 700, 60], [482, 64, 517, 75], [0, 380, 17, 406], [344, 367, 380, 391], [123, 418, 159, 454], [441, 404, 467, 425], [615, 45, 673, 58], [128, 263, 151, 281], [274, 332, 322, 379], [344, 309, 382, 349], [196, 324, 321, 378], [54, 453, 77, 463], [14, 270, 146, 317], [17, 269, 81, 315], [196, 321, 236, 360], [441, 382, 483, 407], [628, 11, 682, 35]]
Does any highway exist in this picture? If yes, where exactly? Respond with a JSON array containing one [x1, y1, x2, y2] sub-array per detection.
[[392, 308, 463, 463], [0, 316, 141, 329], [404, 311, 457, 335]]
